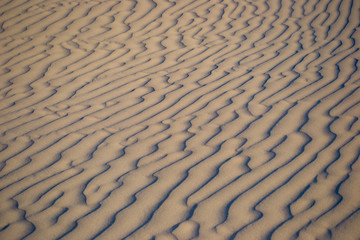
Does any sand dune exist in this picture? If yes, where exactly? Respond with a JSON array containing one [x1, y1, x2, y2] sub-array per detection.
[[1, 0, 359, 239]]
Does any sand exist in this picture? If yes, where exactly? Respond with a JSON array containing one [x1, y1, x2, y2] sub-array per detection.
[[0, 0, 359, 239]]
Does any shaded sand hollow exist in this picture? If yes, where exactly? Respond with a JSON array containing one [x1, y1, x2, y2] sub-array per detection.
[[0, 0, 359, 239]]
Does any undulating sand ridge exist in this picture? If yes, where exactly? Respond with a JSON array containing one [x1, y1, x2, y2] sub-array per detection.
[[0, 0, 359, 239]]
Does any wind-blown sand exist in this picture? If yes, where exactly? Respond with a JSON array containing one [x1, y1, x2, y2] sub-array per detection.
[[0, 0, 359, 239]]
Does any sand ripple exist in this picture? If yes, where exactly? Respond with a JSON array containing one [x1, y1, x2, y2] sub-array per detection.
[[1, 0, 359, 239]]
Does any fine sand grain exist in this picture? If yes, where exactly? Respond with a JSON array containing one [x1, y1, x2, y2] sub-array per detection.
[[0, 0, 359, 239]]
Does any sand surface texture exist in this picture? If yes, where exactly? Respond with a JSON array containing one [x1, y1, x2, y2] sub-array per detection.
[[1, 0, 360, 239]]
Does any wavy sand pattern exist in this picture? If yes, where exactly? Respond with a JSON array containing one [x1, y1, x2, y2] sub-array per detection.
[[1, 0, 360, 239]]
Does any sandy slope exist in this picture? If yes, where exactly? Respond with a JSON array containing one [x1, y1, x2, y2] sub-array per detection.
[[0, 0, 359, 239]]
